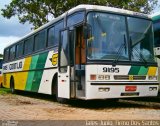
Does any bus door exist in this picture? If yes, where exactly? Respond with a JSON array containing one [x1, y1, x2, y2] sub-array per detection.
[[58, 29, 71, 99], [74, 26, 86, 97]]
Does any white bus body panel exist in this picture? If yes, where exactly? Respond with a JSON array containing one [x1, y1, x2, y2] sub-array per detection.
[[58, 66, 70, 99], [84, 65, 159, 100], [38, 51, 57, 94]]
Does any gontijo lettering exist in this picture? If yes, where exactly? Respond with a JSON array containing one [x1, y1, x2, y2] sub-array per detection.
[[3, 61, 22, 70], [9, 62, 22, 70]]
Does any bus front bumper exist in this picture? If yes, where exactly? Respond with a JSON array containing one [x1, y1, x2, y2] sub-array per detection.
[[85, 82, 159, 100]]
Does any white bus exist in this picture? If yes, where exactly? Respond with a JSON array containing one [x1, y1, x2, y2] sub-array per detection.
[[2, 5, 159, 102]]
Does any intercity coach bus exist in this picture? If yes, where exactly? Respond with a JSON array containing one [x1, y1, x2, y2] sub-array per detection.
[[2, 5, 159, 103]]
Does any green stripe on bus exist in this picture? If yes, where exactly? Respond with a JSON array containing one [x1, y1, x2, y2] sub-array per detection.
[[128, 66, 141, 75], [25, 55, 39, 91], [30, 55, 39, 70], [31, 70, 43, 92], [31, 52, 48, 92], [25, 71, 35, 91], [138, 66, 148, 75]]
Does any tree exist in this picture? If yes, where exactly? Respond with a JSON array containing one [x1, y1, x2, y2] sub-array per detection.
[[1, 0, 158, 29], [0, 54, 3, 58]]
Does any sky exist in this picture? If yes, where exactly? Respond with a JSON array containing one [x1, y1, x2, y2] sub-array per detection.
[[0, 0, 32, 54], [0, 0, 160, 54]]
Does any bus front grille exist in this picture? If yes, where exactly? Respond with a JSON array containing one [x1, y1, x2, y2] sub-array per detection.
[[114, 75, 146, 80]]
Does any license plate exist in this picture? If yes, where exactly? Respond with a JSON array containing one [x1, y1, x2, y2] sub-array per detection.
[[125, 86, 137, 91], [121, 92, 139, 96]]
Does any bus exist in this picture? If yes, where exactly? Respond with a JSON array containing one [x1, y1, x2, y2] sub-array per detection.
[[0, 57, 3, 87], [152, 12, 160, 91], [2, 5, 159, 102]]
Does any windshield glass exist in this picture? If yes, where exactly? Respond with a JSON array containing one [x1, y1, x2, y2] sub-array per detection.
[[128, 17, 155, 63], [87, 12, 129, 61], [87, 12, 155, 63]]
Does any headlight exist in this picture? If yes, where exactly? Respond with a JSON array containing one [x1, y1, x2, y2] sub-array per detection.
[[105, 75, 110, 80], [148, 76, 157, 80], [98, 75, 104, 80]]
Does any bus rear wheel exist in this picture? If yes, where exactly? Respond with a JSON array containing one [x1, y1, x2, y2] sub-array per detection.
[[10, 77, 15, 94]]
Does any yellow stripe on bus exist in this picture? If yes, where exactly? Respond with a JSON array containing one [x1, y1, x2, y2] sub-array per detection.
[[15, 57, 32, 90], [147, 67, 157, 76], [23, 57, 32, 71]]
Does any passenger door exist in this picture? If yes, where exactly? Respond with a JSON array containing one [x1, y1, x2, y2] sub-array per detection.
[[58, 29, 70, 99]]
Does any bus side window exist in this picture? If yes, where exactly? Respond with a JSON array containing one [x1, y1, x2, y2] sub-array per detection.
[[24, 37, 34, 55], [10, 46, 16, 60], [0, 59, 2, 69], [47, 27, 54, 47], [16, 42, 24, 58], [54, 21, 64, 45], [67, 12, 85, 27], [4, 49, 9, 62], [47, 20, 64, 47], [35, 30, 45, 51]]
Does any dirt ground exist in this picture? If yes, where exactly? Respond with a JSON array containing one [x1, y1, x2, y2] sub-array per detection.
[[0, 90, 160, 120]]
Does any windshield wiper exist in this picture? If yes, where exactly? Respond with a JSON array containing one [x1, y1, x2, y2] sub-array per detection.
[[130, 37, 148, 67], [112, 35, 127, 66]]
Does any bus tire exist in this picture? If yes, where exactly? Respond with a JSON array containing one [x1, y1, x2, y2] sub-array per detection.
[[55, 78, 67, 104], [10, 77, 15, 94], [0, 83, 3, 88]]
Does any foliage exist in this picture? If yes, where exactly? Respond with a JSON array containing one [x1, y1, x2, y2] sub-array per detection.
[[1, 0, 158, 29], [0, 88, 11, 95], [0, 54, 3, 58]]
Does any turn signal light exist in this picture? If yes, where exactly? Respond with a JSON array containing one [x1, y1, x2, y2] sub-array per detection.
[[90, 74, 96, 80]]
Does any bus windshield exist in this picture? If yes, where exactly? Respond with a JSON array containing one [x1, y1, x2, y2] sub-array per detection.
[[87, 12, 155, 63], [128, 17, 155, 63]]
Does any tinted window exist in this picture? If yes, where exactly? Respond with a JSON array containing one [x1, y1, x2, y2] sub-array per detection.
[[67, 12, 85, 27], [0, 59, 2, 68], [153, 21, 160, 47], [10, 46, 16, 60], [47, 27, 54, 47], [54, 21, 64, 45], [4, 49, 9, 62], [35, 30, 46, 51], [16, 42, 24, 58], [24, 37, 33, 55]]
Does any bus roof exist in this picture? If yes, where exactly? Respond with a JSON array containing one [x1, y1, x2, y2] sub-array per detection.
[[69, 5, 150, 18], [4, 4, 151, 49]]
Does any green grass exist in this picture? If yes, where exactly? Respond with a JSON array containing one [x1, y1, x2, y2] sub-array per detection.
[[0, 88, 11, 95]]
